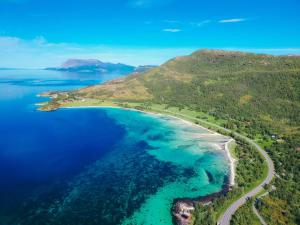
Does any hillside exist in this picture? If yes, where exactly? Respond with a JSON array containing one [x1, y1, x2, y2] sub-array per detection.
[[41, 49, 300, 224], [52, 50, 300, 135]]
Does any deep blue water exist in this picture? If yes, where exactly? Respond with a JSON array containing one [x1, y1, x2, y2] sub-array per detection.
[[0, 70, 128, 222], [0, 70, 230, 225]]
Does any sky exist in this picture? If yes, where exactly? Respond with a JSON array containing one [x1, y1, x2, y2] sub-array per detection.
[[0, 0, 300, 68]]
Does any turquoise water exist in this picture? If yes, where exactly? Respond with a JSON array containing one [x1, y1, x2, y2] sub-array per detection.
[[0, 70, 230, 225], [104, 109, 230, 225]]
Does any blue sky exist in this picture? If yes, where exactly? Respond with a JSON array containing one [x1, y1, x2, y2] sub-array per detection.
[[0, 0, 300, 68]]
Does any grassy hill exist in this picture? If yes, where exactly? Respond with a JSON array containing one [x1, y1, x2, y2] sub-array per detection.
[[53, 49, 300, 135], [41, 49, 300, 224]]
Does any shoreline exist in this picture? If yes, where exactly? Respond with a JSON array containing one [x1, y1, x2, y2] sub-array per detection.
[[62, 105, 217, 134], [62, 105, 236, 187], [225, 139, 236, 187], [57, 105, 237, 225]]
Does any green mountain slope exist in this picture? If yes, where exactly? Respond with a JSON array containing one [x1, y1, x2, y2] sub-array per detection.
[[60, 49, 300, 136]]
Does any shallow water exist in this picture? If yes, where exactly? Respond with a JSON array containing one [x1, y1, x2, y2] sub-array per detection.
[[0, 70, 230, 225]]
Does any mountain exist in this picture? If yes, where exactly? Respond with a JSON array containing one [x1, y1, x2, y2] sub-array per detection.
[[71, 50, 300, 132], [46, 59, 156, 74], [43, 50, 300, 135], [41, 49, 300, 225]]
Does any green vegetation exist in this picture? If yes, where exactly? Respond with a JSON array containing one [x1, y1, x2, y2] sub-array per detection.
[[231, 200, 261, 225], [41, 49, 300, 225], [193, 204, 215, 225], [228, 140, 237, 160], [256, 140, 300, 225]]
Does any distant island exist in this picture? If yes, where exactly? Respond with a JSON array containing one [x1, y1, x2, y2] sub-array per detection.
[[45, 59, 156, 74]]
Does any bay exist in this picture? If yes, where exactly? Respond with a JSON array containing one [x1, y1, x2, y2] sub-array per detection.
[[0, 70, 230, 225]]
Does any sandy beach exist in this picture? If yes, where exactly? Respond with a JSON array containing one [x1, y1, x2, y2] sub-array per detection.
[[62, 105, 237, 187], [225, 139, 236, 186]]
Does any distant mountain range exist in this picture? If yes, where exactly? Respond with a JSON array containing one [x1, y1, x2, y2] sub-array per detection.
[[45, 59, 156, 74]]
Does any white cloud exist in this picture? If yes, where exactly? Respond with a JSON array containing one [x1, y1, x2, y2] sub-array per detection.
[[219, 18, 246, 23], [190, 20, 211, 27], [128, 0, 173, 8], [32, 36, 47, 45], [198, 20, 211, 26], [2, 35, 299, 69], [0, 36, 21, 47], [163, 28, 181, 33], [0, 35, 195, 68]]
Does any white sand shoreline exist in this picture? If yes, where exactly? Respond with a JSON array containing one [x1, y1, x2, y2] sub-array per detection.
[[62, 105, 236, 186], [225, 139, 236, 186]]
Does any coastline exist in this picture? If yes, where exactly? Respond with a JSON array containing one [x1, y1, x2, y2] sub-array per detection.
[[225, 139, 236, 187], [49, 104, 238, 225], [62, 106, 217, 134], [62, 105, 236, 187]]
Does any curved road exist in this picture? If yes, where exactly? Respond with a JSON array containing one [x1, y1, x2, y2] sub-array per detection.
[[217, 134, 275, 225], [160, 110, 275, 225]]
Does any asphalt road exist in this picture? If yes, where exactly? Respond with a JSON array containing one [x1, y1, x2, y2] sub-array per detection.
[[217, 134, 275, 225]]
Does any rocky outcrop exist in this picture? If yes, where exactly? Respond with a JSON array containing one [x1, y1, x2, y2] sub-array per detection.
[[172, 201, 195, 225]]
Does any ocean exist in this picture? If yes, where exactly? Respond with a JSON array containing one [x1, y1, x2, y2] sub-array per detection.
[[0, 70, 230, 225]]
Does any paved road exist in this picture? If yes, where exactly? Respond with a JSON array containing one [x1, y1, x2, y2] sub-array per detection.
[[161, 110, 275, 225], [217, 134, 275, 225]]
